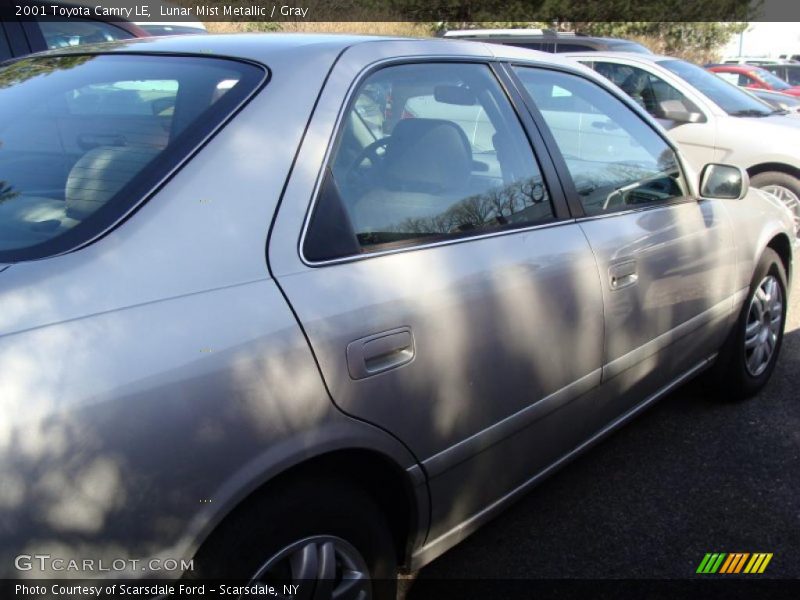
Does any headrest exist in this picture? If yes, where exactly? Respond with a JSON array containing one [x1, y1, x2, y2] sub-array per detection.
[[620, 70, 648, 95], [66, 146, 160, 219], [383, 118, 473, 194]]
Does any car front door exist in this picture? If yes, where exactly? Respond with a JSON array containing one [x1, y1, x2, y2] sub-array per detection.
[[269, 46, 605, 543], [512, 65, 738, 419]]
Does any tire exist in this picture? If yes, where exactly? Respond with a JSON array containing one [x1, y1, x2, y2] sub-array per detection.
[[750, 171, 800, 224], [190, 476, 398, 600], [709, 248, 788, 401]]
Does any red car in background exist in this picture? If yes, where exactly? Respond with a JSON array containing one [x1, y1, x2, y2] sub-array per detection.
[[707, 64, 800, 97]]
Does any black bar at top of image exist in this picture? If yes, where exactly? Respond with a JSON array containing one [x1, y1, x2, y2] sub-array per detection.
[[2, 0, 800, 23]]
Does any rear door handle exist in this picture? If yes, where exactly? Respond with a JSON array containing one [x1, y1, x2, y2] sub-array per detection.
[[347, 327, 415, 380], [609, 260, 638, 290]]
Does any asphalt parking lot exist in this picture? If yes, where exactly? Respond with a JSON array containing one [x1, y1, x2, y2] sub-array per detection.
[[407, 276, 799, 595]]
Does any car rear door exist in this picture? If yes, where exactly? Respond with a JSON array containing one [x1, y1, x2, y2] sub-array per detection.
[[268, 42, 605, 541], [510, 64, 737, 419]]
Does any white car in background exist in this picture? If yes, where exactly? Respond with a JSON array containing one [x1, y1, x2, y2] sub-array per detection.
[[565, 52, 800, 226]]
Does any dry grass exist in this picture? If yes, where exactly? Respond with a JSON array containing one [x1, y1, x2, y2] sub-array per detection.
[[205, 21, 434, 37], [626, 34, 722, 64]]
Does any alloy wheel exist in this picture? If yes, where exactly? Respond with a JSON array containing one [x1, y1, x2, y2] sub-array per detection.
[[759, 184, 800, 233], [744, 274, 783, 377], [244, 535, 372, 600]]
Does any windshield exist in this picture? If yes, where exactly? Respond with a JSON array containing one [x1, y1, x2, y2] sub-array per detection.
[[659, 59, 774, 116], [752, 67, 792, 90], [0, 54, 264, 262], [751, 89, 800, 109]]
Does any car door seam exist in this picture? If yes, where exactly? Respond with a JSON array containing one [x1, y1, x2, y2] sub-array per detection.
[[263, 42, 434, 544]]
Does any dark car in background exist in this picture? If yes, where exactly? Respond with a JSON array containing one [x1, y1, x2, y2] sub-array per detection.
[[441, 28, 652, 54], [1, 15, 148, 60], [761, 63, 800, 87], [747, 88, 800, 114]]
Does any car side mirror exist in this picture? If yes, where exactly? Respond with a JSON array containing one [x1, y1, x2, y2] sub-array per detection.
[[658, 100, 706, 123], [699, 163, 749, 200], [659, 100, 704, 123]]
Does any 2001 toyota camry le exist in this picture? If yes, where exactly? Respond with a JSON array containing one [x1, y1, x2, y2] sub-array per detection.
[[0, 34, 796, 596]]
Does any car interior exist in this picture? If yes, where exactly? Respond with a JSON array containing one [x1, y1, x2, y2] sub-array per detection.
[[0, 55, 246, 252], [327, 64, 553, 248], [514, 68, 688, 215]]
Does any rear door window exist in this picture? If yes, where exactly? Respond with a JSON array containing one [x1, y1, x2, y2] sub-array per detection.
[[555, 43, 594, 52], [305, 62, 554, 259], [0, 54, 265, 261], [507, 41, 553, 52]]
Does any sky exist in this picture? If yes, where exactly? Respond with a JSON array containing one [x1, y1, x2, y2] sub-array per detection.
[[721, 22, 800, 58]]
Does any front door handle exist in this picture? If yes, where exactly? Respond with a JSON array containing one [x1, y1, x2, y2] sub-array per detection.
[[609, 260, 638, 290], [347, 327, 415, 380]]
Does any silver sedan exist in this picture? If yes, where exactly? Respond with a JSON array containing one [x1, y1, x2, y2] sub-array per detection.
[[0, 35, 795, 598]]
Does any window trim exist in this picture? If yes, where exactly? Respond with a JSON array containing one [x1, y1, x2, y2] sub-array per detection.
[[299, 57, 571, 267], [504, 61, 697, 219], [0, 51, 269, 263]]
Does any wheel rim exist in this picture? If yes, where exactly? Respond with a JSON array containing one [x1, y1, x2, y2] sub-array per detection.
[[744, 274, 784, 377], [759, 184, 800, 230], [246, 535, 372, 600]]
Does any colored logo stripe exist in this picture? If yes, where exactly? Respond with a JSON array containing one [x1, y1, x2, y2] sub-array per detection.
[[719, 553, 749, 573], [697, 553, 726, 573], [744, 553, 773, 574], [697, 552, 773, 574]]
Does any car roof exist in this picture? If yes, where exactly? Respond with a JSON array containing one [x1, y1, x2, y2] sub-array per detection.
[[21, 33, 618, 103], [442, 29, 636, 43], [32, 33, 389, 62], [710, 64, 761, 72], [29, 32, 594, 72], [559, 51, 672, 63]]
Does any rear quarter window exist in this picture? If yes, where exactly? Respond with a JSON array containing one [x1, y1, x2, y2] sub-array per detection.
[[0, 54, 265, 262]]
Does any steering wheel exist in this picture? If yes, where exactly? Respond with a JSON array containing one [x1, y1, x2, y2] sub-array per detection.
[[346, 137, 390, 179]]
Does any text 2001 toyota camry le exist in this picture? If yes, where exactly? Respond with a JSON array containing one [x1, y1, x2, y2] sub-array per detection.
[[0, 35, 795, 596]]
